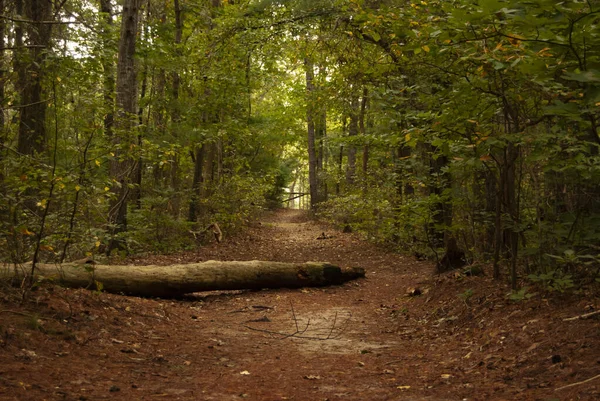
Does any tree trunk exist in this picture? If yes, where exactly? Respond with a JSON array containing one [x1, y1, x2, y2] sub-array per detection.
[[100, 0, 115, 139], [133, 44, 149, 210], [359, 87, 369, 184], [188, 144, 205, 222], [107, 0, 142, 255], [316, 65, 327, 202], [305, 58, 320, 209], [346, 96, 358, 185], [17, 0, 53, 156], [167, 0, 183, 216], [2, 261, 366, 298], [0, 0, 5, 185]]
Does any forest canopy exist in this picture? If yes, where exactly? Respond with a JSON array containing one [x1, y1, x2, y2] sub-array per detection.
[[0, 0, 598, 290]]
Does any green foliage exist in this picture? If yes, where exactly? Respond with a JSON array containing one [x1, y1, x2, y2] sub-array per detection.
[[25, 314, 42, 332], [528, 270, 575, 293], [317, 190, 394, 244], [264, 159, 299, 209], [458, 289, 474, 304], [508, 287, 537, 302], [128, 193, 196, 254]]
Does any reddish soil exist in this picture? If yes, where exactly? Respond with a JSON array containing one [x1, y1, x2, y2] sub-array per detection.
[[1, 209, 599, 401]]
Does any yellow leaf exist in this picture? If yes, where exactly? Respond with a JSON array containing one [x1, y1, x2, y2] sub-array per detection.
[[405, 133, 411, 142], [389, 33, 396, 39], [75, 185, 81, 192], [494, 42, 503, 51], [422, 45, 430, 53], [104, 186, 110, 191], [20, 228, 35, 236], [95, 241, 101, 248], [537, 47, 551, 54], [95, 159, 101, 167], [40, 245, 54, 252], [397, 385, 411, 390]]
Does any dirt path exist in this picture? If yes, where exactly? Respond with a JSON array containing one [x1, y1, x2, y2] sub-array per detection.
[[1, 209, 599, 400]]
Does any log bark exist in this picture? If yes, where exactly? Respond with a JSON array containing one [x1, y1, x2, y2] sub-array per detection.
[[1, 261, 365, 298]]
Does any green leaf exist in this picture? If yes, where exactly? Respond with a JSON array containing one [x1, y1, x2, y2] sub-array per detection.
[[562, 69, 600, 83]]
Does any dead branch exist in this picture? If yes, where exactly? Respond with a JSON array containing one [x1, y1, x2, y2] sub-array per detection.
[[563, 310, 600, 321], [555, 373, 600, 391], [189, 222, 223, 243], [0, 310, 34, 317]]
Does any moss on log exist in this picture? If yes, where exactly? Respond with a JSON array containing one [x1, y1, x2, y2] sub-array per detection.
[[1, 261, 365, 297]]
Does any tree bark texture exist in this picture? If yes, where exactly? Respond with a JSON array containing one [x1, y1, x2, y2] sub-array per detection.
[[0, 0, 5, 185], [305, 58, 320, 209], [107, 0, 142, 254], [188, 144, 205, 222], [17, 0, 53, 156], [100, 0, 115, 139], [346, 96, 359, 185], [2, 261, 366, 298]]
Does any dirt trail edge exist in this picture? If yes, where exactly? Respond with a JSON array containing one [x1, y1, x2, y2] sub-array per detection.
[[1, 209, 598, 401]]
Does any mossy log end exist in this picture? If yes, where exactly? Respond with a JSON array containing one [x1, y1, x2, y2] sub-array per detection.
[[0, 261, 366, 297]]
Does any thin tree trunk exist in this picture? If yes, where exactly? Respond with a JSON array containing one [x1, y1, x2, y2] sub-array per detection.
[[100, 0, 115, 140], [133, 45, 149, 210], [188, 145, 205, 223], [346, 96, 358, 185], [0, 0, 5, 186], [484, 169, 497, 260], [316, 65, 327, 202], [305, 58, 319, 209], [168, 0, 183, 216], [336, 118, 346, 196], [359, 87, 368, 186]]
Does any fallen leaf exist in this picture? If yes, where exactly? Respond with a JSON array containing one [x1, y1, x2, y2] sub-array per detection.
[[240, 370, 250, 375], [304, 375, 321, 380], [397, 385, 411, 390], [441, 374, 452, 379]]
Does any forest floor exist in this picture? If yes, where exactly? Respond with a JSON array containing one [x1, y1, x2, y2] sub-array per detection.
[[1, 209, 599, 401]]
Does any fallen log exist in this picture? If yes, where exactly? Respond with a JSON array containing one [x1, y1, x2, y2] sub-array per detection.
[[0, 261, 365, 298]]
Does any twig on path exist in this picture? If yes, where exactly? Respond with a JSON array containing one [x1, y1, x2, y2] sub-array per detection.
[[243, 302, 352, 341], [0, 309, 34, 317], [290, 300, 299, 332], [563, 310, 600, 321], [555, 373, 600, 391]]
